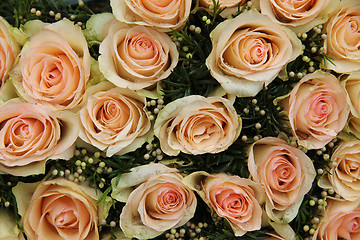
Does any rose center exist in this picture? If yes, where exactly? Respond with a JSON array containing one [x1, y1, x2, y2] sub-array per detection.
[[244, 38, 270, 65], [128, 35, 155, 59], [54, 210, 78, 228]]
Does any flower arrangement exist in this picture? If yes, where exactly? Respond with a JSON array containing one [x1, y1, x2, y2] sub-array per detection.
[[0, 0, 359, 239]]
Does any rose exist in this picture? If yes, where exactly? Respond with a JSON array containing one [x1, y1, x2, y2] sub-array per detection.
[[110, 0, 192, 32], [323, 0, 360, 73], [325, 139, 360, 201], [11, 19, 91, 111], [111, 163, 197, 239], [78, 82, 152, 157], [282, 71, 349, 150], [199, 0, 247, 18], [99, 20, 178, 90], [0, 101, 78, 176], [154, 95, 242, 156], [248, 137, 316, 223], [341, 71, 360, 118], [206, 9, 302, 97], [183, 172, 265, 237], [312, 199, 360, 240], [0, 17, 20, 90], [13, 178, 104, 240], [252, 0, 338, 33]]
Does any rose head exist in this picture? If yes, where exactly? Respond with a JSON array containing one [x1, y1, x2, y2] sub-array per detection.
[[99, 20, 178, 90], [110, 0, 192, 32], [248, 137, 316, 223], [0, 101, 78, 176], [11, 19, 91, 111], [206, 9, 302, 97], [154, 95, 242, 156], [18, 179, 101, 240], [324, 0, 360, 73], [112, 163, 196, 239], [183, 172, 265, 236], [283, 71, 349, 150], [78, 82, 152, 157]]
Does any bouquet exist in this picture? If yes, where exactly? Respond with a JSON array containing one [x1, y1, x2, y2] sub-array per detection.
[[0, 0, 359, 239]]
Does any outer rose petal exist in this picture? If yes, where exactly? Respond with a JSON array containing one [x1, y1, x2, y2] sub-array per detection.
[[0, 101, 79, 176], [313, 199, 360, 240], [78, 81, 152, 157], [323, 0, 360, 73], [154, 95, 242, 156], [341, 71, 360, 118], [11, 19, 91, 111], [110, 0, 192, 32], [254, 0, 339, 33], [99, 20, 178, 90], [13, 179, 103, 240], [206, 9, 302, 97], [248, 137, 316, 223], [282, 71, 349, 149], [0, 17, 20, 90], [114, 163, 196, 239], [0, 208, 20, 239], [183, 171, 265, 236], [200, 0, 247, 18]]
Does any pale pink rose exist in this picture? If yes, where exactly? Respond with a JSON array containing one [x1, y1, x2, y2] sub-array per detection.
[[313, 199, 360, 240], [206, 9, 302, 97], [0, 101, 78, 176], [11, 19, 91, 111], [283, 71, 349, 150], [341, 71, 360, 118], [78, 82, 152, 157], [0, 17, 20, 89], [154, 95, 242, 156], [323, 0, 360, 73], [253, 0, 338, 33], [112, 163, 197, 239], [326, 139, 360, 201], [99, 20, 178, 90], [183, 172, 265, 237], [248, 137, 316, 223], [110, 0, 192, 32], [20, 179, 100, 240]]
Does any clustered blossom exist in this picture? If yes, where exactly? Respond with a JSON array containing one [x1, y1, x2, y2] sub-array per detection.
[[1, 0, 360, 239]]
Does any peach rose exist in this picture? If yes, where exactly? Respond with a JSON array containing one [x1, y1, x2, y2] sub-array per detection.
[[341, 71, 360, 118], [0, 17, 20, 89], [110, 0, 192, 32], [200, 0, 247, 17], [78, 82, 152, 157], [11, 19, 91, 111], [154, 95, 242, 156], [283, 71, 349, 150], [206, 9, 302, 97], [253, 0, 338, 33], [326, 139, 360, 201], [0, 101, 78, 176], [99, 20, 178, 90], [323, 0, 360, 73], [111, 163, 197, 239], [14, 179, 102, 240], [183, 172, 265, 236], [248, 137, 316, 223], [313, 199, 360, 240]]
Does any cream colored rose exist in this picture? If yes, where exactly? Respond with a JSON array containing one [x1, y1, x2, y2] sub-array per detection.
[[78, 82, 152, 157], [341, 71, 360, 118], [0, 17, 20, 90], [183, 172, 265, 237], [248, 137, 316, 223], [325, 139, 360, 201], [15, 179, 101, 240], [206, 10, 302, 97], [154, 95, 241, 156], [323, 0, 360, 73], [110, 0, 192, 32], [313, 199, 360, 240], [0, 101, 78, 176], [11, 19, 91, 111], [253, 0, 338, 33], [283, 71, 349, 150], [99, 20, 178, 90], [111, 163, 197, 239]]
